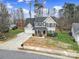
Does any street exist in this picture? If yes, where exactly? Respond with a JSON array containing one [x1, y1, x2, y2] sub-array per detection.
[[0, 49, 59, 59]]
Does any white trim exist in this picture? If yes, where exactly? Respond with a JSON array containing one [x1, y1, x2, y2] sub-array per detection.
[[44, 16, 56, 24]]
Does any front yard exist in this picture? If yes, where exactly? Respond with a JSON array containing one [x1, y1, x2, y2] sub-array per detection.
[[0, 29, 24, 43], [5, 29, 24, 39], [55, 31, 79, 52], [23, 30, 79, 53], [24, 37, 58, 49]]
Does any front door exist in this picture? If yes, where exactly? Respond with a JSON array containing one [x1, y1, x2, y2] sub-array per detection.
[[39, 30, 42, 37]]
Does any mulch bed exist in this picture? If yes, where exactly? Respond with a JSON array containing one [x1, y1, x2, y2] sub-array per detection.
[[23, 36, 60, 50]]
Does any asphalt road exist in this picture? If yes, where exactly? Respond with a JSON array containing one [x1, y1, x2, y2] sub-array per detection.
[[0, 49, 59, 59]]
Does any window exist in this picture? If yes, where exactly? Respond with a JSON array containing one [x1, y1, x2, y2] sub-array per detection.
[[46, 23, 56, 27], [35, 22, 45, 27], [46, 23, 50, 27], [50, 23, 52, 27]]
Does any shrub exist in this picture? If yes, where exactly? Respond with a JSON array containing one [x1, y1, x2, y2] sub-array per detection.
[[47, 31, 57, 37], [12, 26, 18, 30], [0, 25, 9, 33], [0, 34, 7, 40], [69, 31, 72, 36], [52, 32, 58, 37]]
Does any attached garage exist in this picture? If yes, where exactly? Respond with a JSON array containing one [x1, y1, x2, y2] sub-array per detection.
[[24, 23, 35, 34]]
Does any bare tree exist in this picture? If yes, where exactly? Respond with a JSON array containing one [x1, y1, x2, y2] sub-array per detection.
[[0, 3, 9, 33]]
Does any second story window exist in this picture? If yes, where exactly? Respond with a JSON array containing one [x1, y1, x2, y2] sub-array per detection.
[[35, 22, 45, 27], [46, 23, 56, 27], [50, 23, 52, 27]]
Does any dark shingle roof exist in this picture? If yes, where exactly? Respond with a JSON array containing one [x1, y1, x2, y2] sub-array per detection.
[[25, 17, 47, 26], [25, 17, 57, 26], [25, 18, 35, 26], [35, 17, 47, 22]]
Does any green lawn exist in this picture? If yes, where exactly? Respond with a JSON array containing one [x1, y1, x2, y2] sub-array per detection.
[[56, 31, 75, 44], [55, 31, 79, 52], [5, 29, 24, 39]]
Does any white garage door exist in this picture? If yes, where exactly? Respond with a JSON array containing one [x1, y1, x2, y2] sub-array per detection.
[[24, 23, 35, 34], [24, 29, 35, 34]]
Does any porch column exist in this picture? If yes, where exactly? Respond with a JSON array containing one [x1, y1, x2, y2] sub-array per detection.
[[45, 31, 47, 36], [41, 31, 43, 37], [37, 30, 39, 36]]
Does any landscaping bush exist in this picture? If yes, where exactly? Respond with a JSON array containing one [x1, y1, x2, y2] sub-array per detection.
[[0, 27, 9, 33], [0, 34, 7, 40], [47, 32, 51, 36], [47, 31, 57, 37], [52, 32, 58, 37], [3, 28, 9, 33], [69, 31, 72, 36], [12, 26, 18, 30]]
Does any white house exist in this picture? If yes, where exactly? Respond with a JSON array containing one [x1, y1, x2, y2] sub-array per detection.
[[25, 16, 57, 37]]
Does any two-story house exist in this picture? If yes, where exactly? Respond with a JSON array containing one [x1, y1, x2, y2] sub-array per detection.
[[25, 16, 57, 37]]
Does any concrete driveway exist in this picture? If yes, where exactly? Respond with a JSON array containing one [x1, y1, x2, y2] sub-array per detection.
[[0, 32, 32, 50]]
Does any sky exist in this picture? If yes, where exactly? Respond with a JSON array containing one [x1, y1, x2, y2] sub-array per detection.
[[0, 0, 79, 18]]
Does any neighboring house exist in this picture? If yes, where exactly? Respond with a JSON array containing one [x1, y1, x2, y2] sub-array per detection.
[[72, 23, 79, 45], [25, 16, 57, 37]]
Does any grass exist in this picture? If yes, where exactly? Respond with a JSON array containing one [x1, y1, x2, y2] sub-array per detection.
[[55, 31, 75, 44], [54, 31, 79, 52], [5, 29, 24, 39]]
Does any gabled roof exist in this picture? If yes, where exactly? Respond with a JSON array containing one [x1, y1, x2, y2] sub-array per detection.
[[25, 16, 57, 26], [44, 16, 56, 23], [26, 23, 33, 28], [25, 18, 35, 26]]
